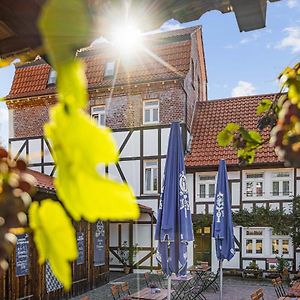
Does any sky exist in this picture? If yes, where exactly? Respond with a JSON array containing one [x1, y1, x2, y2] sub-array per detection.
[[1, 0, 300, 146]]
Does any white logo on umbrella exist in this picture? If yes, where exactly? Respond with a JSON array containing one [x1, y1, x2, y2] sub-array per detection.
[[179, 171, 190, 218], [216, 192, 224, 223]]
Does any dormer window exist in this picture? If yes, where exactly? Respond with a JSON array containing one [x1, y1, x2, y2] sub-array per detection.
[[91, 106, 105, 126], [104, 61, 115, 77], [47, 69, 57, 85]]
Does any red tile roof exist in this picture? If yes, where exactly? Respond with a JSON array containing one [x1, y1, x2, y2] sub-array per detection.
[[185, 94, 282, 169], [27, 169, 55, 192], [7, 26, 199, 100]]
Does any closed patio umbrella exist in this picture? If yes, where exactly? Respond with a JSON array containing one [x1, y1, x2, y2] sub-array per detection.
[[212, 159, 235, 300], [155, 122, 194, 300]]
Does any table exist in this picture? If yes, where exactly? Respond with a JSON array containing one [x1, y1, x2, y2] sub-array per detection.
[[130, 287, 170, 300], [278, 298, 300, 299]]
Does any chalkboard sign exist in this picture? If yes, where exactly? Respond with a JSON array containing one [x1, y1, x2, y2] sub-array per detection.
[[16, 233, 29, 276], [94, 221, 106, 266], [77, 232, 85, 265]]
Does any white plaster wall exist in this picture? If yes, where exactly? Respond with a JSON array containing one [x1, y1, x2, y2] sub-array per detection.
[[44, 165, 55, 176], [161, 158, 166, 186], [120, 131, 140, 157], [28, 139, 41, 164], [187, 173, 194, 214], [119, 160, 140, 195], [10, 140, 26, 161], [231, 182, 240, 206], [143, 129, 158, 156], [161, 128, 170, 156], [297, 179, 300, 196], [109, 223, 119, 247], [8, 109, 14, 138], [196, 204, 206, 214], [133, 223, 152, 247], [43, 140, 53, 163], [112, 131, 128, 151], [108, 164, 123, 183], [228, 171, 240, 180], [137, 199, 158, 216]]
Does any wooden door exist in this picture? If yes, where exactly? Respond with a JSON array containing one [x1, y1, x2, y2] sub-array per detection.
[[194, 227, 211, 265]]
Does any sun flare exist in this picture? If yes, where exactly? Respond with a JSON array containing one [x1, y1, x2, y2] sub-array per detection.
[[111, 24, 141, 55]]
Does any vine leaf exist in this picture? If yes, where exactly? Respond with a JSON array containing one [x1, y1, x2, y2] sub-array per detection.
[[29, 200, 77, 290], [45, 104, 139, 221], [217, 123, 240, 147], [256, 99, 272, 115], [39, 0, 90, 67]]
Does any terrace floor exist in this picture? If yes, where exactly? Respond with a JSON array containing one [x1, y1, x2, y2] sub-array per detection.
[[70, 273, 280, 300]]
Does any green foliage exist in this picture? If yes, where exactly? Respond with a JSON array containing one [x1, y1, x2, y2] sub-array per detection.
[[217, 123, 240, 147], [192, 214, 213, 230], [29, 200, 77, 289], [246, 260, 259, 270], [276, 255, 290, 273], [257, 99, 273, 115]]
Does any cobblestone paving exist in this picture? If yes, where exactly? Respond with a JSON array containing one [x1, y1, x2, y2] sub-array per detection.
[[70, 273, 279, 300]]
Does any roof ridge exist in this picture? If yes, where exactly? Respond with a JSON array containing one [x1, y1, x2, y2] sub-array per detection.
[[205, 92, 281, 103]]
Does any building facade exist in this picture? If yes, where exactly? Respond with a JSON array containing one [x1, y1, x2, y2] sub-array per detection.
[[6, 26, 207, 277], [185, 94, 300, 272]]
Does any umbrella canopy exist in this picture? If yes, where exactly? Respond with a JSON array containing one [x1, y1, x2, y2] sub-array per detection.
[[212, 159, 235, 261], [155, 122, 194, 276]]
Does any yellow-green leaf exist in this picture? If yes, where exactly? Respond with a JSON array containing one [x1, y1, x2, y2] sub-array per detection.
[[217, 130, 233, 147], [256, 99, 272, 115], [56, 60, 88, 110], [225, 123, 240, 132], [44, 104, 139, 221], [29, 200, 77, 290], [39, 0, 90, 67], [248, 130, 262, 144]]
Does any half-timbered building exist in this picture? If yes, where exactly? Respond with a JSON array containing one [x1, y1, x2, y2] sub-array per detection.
[[5, 25, 207, 289], [185, 93, 300, 273]]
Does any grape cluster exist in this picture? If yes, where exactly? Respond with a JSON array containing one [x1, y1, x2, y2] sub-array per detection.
[[271, 101, 300, 167], [0, 148, 36, 275], [257, 115, 277, 131]]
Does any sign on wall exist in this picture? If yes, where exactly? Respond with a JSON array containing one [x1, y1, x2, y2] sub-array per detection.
[[77, 232, 85, 265], [94, 221, 106, 266], [16, 233, 29, 277]]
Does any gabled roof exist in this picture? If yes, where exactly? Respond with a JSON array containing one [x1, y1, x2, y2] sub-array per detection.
[[185, 93, 282, 169], [7, 26, 199, 100]]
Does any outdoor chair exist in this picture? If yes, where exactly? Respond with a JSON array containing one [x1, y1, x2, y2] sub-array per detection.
[[272, 277, 286, 298], [111, 283, 132, 300], [250, 288, 264, 300], [200, 268, 220, 292]]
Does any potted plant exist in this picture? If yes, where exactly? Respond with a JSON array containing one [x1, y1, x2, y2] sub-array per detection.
[[116, 241, 139, 274]]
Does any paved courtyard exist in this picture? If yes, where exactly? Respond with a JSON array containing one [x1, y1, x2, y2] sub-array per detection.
[[70, 273, 279, 300]]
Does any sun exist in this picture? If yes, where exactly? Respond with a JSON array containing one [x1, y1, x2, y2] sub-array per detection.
[[111, 23, 141, 55]]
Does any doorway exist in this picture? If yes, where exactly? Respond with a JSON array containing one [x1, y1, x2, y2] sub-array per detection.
[[194, 226, 211, 265]]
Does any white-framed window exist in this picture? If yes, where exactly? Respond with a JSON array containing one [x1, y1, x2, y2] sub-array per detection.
[[197, 175, 215, 200], [47, 69, 56, 85], [104, 61, 115, 77], [244, 228, 264, 256], [245, 173, 264, 198], [271, 172, 292, 197], [91, 106, 105, 126], [271, 236, 291, 256], [143, 100, 159, 124], [144, 160, 158, 194]]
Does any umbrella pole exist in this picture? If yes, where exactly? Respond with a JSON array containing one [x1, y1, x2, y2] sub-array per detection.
[[167, 276, 171, 300], [219, 259, 223, 300]]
